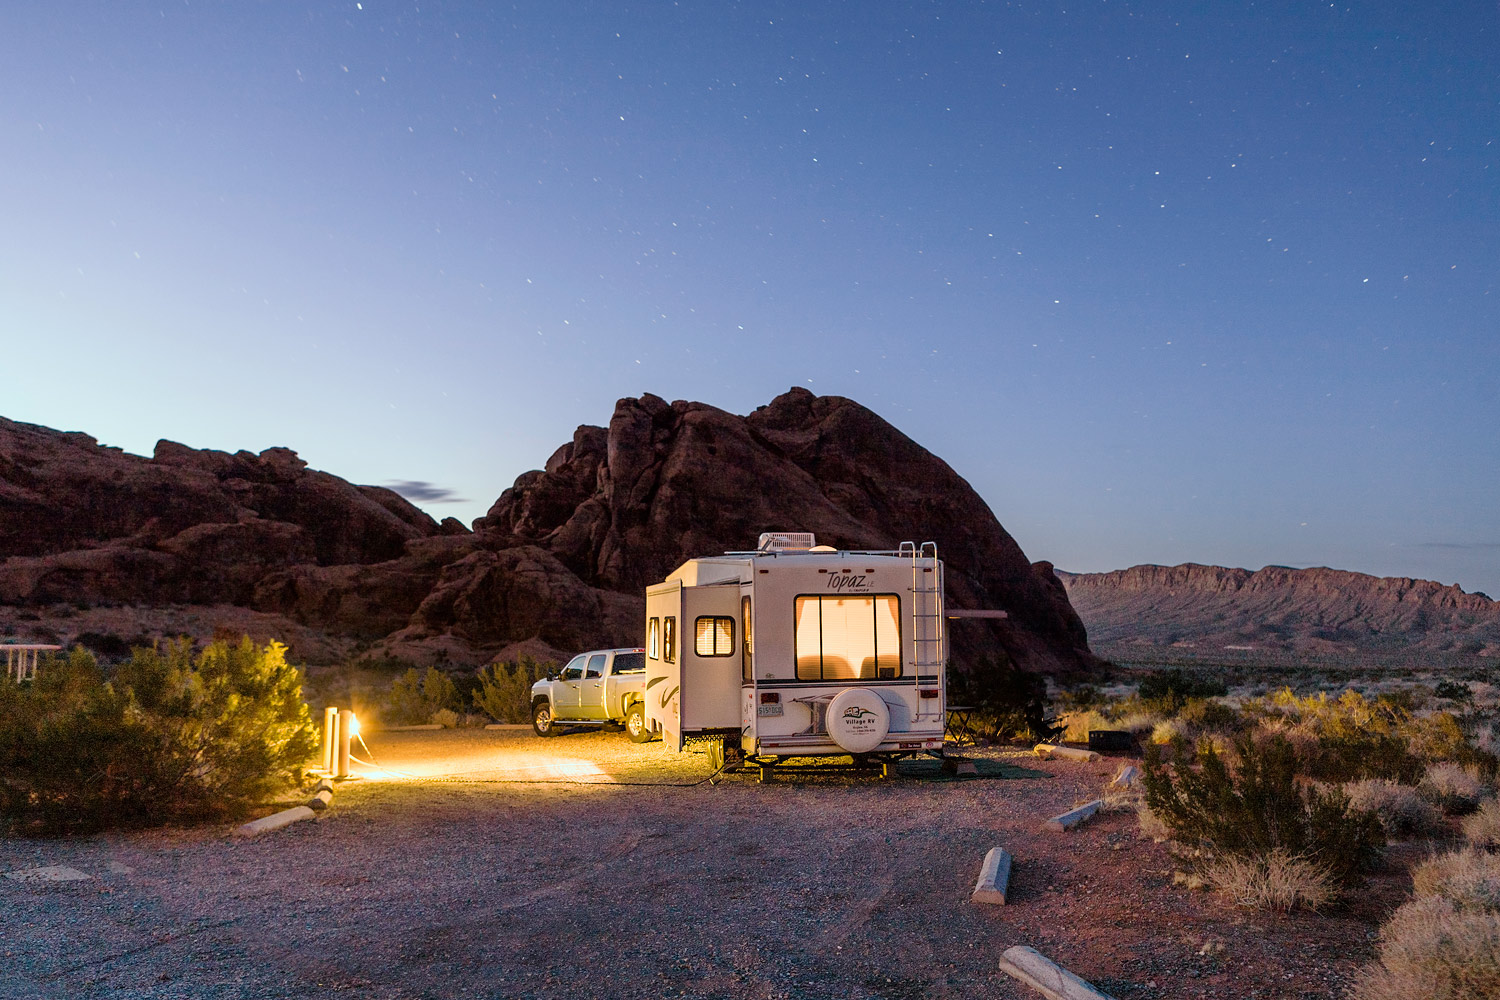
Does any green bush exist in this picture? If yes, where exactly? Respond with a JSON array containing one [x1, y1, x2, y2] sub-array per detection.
[[0, 639, 317, 834], [1138, 669, 1228, 713], [473, 655, 554, 724], [1176, 697, 1246, 733], [386, 667, 461, 725], [1143, 733, 1384, 886]]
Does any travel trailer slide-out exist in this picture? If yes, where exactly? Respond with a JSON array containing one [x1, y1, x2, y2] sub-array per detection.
[[644, 533, 947, 776]]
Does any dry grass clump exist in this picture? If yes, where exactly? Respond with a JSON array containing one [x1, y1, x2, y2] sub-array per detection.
[[1345, 779, 1448, 839], [1149, 719, 1182, 745], [1421, 762, 1488, 815], [1136, 802, 1170, 841], [1412, 849, 1500, 911], [1201, 849, 1334, 912], [1058, 709, 1111, 743], [1112, 710, 1163, 735], [1464, 799, 1500, 848], [1353, 896, 1500, 1000]]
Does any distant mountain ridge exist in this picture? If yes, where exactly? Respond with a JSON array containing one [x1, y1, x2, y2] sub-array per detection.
[[1058, 563, 1500, 660]]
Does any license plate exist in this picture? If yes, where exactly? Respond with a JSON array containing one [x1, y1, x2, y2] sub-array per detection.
[[757, 704, 783, 717]]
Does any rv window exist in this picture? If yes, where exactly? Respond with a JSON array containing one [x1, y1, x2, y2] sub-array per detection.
[[741, 596, 753, 681], [793, 595, 901, 681], [648, 618, 660, 659], [663, 616, 676, 664], [694, 616, 734, 657]]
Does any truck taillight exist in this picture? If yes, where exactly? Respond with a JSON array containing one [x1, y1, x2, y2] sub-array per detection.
[[760, 692, 780, 704], [919, 689, 939, 699]]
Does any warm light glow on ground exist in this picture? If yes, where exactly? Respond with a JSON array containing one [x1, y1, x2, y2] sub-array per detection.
[[349, 731, 617, 784]]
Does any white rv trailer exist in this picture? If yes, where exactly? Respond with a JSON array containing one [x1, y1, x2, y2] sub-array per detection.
[[643, 533, 947, 775]]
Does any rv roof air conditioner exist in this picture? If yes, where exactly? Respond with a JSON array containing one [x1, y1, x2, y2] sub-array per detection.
[[757, 532, 817, 552]]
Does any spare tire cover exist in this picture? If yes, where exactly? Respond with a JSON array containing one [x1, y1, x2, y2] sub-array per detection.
[[826, 688, 891, 753]]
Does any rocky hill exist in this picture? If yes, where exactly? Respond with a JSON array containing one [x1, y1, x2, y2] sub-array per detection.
[[0, 390, 1100, 678], [1059, 563, 1500, 661]]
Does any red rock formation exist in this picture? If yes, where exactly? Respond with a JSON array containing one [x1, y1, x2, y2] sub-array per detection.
[[1, 396, 1101, 675], [465, 389, 1099, 676]]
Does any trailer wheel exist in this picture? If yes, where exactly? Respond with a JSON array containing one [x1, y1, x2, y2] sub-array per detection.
[[624, 703, 652, 743], [532, 701, 557, 737]]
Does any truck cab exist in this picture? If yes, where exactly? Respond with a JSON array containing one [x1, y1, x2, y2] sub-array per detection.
[[530, 647, 651, 741]]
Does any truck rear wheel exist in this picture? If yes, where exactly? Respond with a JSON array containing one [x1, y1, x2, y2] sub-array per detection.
[[624, 703, 652, 743], [532, 701, 557, 737]]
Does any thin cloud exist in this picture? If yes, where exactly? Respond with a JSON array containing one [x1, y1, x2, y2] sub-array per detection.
[[385, 480, 468, 504], [1416, 542, 1500, 550]]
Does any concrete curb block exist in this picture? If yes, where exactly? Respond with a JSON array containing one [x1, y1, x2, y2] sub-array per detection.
[[484, 724, 531, 730], [235, 806, 316, 837], [308, 788, 334, 811], [971, 847, 1012, 905], [1111, 764, 1140, 788], [378, 724, 444, 731], [998, 945, 1115, 1000], [1034, 743, 1099, 762], [1042, 799, 1104, 833]]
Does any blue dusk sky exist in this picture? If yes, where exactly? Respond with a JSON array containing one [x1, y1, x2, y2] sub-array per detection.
[[3, 2, 1497, 596]]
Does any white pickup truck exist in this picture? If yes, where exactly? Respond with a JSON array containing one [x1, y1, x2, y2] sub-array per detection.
[[530, 647, 652, 742]]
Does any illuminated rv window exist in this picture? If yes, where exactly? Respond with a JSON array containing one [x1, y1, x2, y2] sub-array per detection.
[[663, 616, 676, 664], [793, 595, 901, 681], [647, 617, 660, 660], [741, 596, 753, 681], [694, 616, 734, 657]]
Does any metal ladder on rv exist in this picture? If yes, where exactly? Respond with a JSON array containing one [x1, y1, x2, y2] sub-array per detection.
[[901, 541, 944, 723]]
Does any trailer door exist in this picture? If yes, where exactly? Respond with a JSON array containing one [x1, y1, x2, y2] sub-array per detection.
[[645, 581, 684, 751], [680, 584, 743, 735]]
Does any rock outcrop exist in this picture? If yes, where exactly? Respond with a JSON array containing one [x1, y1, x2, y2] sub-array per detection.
[[0, 394, 1101, 677], [461, 389, 1098, 676], [1059, 563, 1500, 660]]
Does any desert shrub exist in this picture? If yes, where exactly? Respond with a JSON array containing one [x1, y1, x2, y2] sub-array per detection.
[[1254, 689, 1423, 783], [1202, 849, 1334, 912], [1150, 720, 1183, 745], [1344, 779, 1448, 839], [1353, 897, 1500, 1000], [1143, 733, 1384, 885], [430, 708, 461, 729], [1057, 684, 1106, 710], [473, 655, 554, 724], [1412, 849, 1500, 911], [1465, 800, 1500, 848], [1403, 710, 1490, 770], [951, 657, 1053, 742], [1138, 669, 1228, 713], [0, 639, 316, 834], [1422, 763, 1488, 815], [1176, 697, 1246, 733], [386, 667, 461, 725], [1434, 679, 1475, 704]]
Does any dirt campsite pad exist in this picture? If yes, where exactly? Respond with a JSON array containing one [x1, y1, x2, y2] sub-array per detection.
[[1, 729, 1414, 999]]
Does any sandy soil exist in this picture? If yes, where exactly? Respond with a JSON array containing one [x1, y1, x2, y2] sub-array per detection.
[[0, 729, 1418, 1000]]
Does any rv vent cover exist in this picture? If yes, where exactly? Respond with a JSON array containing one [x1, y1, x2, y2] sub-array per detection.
[[757, 532, 816, 552]]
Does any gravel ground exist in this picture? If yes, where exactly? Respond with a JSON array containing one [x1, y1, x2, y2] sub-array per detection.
[[0, 729, 1410, 1000]]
